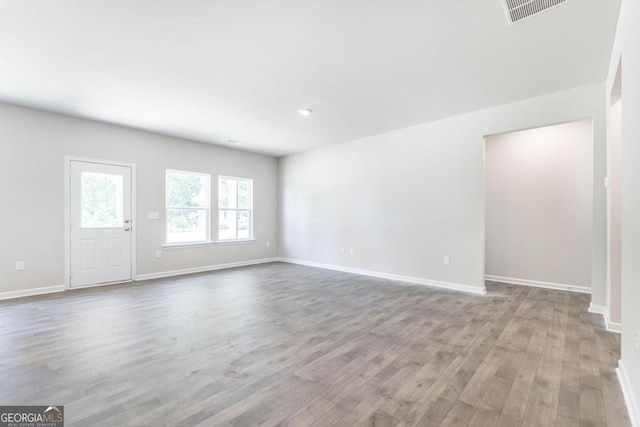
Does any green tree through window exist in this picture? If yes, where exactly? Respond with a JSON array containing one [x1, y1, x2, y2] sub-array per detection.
[[218, 176, 252, 240], [166, 170, 210, 243], [81, 172, 123, 228]]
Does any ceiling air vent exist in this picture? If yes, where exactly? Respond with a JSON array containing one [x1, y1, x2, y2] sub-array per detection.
[[502, 0, 571, 24]]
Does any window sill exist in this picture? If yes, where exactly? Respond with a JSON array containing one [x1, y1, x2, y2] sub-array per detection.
[[215, 239, 257, 245], [162, 239, 256, 249]]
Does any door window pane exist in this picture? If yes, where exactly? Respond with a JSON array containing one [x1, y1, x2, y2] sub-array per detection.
[[81, 172, 123, 228]]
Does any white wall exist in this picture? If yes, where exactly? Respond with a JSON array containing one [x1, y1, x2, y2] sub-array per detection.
[[609, 99, 623, 325], [0, 103, 278, 295], [607, 0, 640, 421], [485, 120, 593, 288], [280, 82, 607, 296]]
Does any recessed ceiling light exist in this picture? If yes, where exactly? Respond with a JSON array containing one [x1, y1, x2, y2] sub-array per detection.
[[227, 139, 239, 145], [298, 108, 312, 117]]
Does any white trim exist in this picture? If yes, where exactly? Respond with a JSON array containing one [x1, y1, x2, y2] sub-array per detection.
[[485, 274, 591, 294], [279, 258, 486, 295], [603, 310, 622, 333], [0, 285, 65, 301], [64, 156, 137, 289], [0, 259, 277, 300], [588, 303, 622, 333], [605, 59, 623, 338], [162, 239, 257, 249], [64, 159, 70, 287], [214, 239, 257, 245], [135, 257, 278, 281], [617, 360, 640, 427], [589, 303, 607, 315], [68, 279, 133, 290]]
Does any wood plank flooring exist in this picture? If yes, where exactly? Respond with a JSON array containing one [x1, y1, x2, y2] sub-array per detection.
[[0, 262, 630, 426]]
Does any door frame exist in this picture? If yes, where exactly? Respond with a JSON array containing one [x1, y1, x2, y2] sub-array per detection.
[[64, 156, 137, 289], [605, 55, 623, 332]]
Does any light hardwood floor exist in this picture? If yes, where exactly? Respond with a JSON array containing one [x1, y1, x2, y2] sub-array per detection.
[[0, 262, 631, 426]]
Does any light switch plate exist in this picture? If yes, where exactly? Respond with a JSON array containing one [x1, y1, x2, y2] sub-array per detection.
[[148, 212, 160, 220]]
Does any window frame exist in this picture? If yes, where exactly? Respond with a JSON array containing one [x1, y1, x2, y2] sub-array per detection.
[[165, 169, 211, 244], [217, 175, 253, 242]]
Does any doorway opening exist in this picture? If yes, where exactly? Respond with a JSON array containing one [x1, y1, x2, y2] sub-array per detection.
[[484, 120, 593, 293]]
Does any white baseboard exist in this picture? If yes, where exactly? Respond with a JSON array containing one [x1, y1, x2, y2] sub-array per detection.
[[588, 303, 622, 334], [135, 257, 279, 281], [0, 258, 279, 301], [617, 360, 640, 427], [69, 279, 133, 291], [0, 285, 65, 301], [589, 303, 607, 315], [485, 274, 591, 294], [278, 257, 486, 295], [604, 310, 622, 333]]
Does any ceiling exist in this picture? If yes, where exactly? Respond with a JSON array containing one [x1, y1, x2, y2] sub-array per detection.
[[0, 0, 621, 157]]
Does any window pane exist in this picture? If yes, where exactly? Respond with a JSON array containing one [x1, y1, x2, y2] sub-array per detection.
[[228, 179, 238, 209], [167, 209, 207, 243], [81, 172, 123, 228], [237, 210, 250, 239], [237, 180, 249, 209], [217, 177, 252, 241], [218, 178, 229, 208], [219, 178, 238, 209], [218, 209, 237, 240], [167, 172, 207, 208]]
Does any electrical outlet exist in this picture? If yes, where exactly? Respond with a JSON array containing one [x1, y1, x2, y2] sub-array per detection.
[[341, 247, 345, 254], [155, 250, 162, 258], [349, 248, 354, 255], [266, 241, 270, 247], [15, 261, 25, 271], [443, 256, 450, 265]]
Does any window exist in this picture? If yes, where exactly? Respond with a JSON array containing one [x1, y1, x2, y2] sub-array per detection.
[[166, 170, 210, 243], [218, 176, 253, 241]]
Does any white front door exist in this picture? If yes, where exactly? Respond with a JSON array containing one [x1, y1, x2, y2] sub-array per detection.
[[69, 160, 133, 287]]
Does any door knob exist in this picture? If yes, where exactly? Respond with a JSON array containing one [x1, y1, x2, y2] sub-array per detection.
[[125, 219, 130, 223], [124, 227, 130, 231]]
